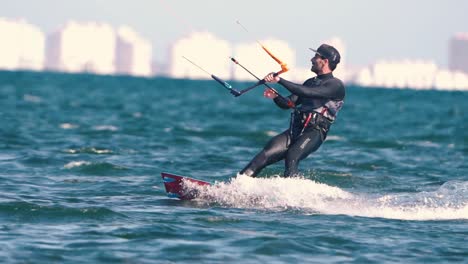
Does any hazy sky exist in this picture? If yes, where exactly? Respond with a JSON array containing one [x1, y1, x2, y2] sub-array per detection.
[[2, 0, 467, 68]]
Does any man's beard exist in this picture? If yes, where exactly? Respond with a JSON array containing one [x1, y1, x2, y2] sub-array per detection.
[[311, 63, 320, 74]]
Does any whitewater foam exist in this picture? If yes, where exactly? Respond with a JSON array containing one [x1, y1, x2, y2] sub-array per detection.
[[184, 175, 468, 221], [60, 123, 79, 129], [63, 161, 91, 169], [93, 125, 119, 131], [65, 148, 112, 154]]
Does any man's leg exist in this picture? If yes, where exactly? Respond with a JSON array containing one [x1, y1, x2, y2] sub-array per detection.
[[284, 129, 324, 177], [240, 130, 290, 177]]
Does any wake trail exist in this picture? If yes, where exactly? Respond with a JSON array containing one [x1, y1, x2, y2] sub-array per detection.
[[184, 175, 468, 221]]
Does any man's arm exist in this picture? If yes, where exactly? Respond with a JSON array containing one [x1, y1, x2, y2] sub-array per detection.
[[278, 78, 344, 100], [273, 94, 298, 109]]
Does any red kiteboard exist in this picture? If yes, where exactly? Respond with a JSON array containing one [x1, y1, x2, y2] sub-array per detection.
[[161, 172, 211, 200]]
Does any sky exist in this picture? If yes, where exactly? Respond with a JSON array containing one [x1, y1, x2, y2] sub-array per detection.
[[2, 0, 467, 69]]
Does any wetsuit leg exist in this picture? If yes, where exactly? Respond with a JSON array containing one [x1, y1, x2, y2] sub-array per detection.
[[284, 129, 324, 177], [240, 130, 290, 177]]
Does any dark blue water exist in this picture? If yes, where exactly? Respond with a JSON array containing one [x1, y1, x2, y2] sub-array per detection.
[[1, 70, 467, 263]]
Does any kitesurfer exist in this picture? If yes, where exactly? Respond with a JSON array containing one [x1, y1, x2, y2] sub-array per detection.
[[240, 44, 345, 177]]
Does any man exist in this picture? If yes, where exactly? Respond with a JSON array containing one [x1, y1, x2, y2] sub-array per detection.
[[239, 44, 345, 177]]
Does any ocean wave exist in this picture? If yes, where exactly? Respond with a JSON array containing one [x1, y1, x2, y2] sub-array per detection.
[[59, 123, 79, 129], [23, 94, 42, 103], [325, 135, 345, 141], [92, 125, 119, 131], [184, 176, 468, 221], [0, 201, 125, 220], [63, 161, 92, 169], [63, 161, 127, 174], [265, 130, 278, 137], [65, 147, 113, 154]]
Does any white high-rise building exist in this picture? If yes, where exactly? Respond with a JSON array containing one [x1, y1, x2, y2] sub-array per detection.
[[169, 31, 231, 79], [116, 26, 152, 77], [374, 60, 438, 89], [355, 60, 438, 89], [233, 39, 295, 81], [449, 33, 468, 74], [434, 70, 468, 90], [353, 60, 468, 90], [46, 21, 116, 74], [0, 18, 45, 71]]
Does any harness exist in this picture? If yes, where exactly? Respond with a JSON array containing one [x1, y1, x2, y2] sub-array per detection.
[[302, 107, 330, 132], [289, 108, 332, 141]]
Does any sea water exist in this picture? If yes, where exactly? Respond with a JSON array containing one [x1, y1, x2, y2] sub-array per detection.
[[0, 71, 467, 263]]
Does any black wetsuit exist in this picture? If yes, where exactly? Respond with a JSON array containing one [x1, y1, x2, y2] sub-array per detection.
[[240, 72, 345, 177]]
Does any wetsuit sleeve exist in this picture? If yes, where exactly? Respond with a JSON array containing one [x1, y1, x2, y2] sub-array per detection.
[[278, 78, 345, 100], [273, 94, 299, 109]]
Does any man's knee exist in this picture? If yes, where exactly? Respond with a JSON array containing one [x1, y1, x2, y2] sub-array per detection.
[[240, 151, 268, 177]]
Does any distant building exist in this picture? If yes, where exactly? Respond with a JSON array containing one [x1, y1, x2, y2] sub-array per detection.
[[434, 70, 468, 90], [233, 39, 296, 81], [46, 21, 116, 74], [353, 59, 468, 90], [288, 66, 315, 83], [449, 33, 468, 74], [151, 61, 168, 77], [0, 18, 45, 71], [355, 60, 438, 89], [116, 26, 152, 77], [169, 31, 231, 80]]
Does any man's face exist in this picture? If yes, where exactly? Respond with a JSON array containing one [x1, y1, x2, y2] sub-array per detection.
[[311, 53, 327, 74]]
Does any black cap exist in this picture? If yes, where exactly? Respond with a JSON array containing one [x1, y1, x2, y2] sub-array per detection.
[[309, 44, 341, 64]]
